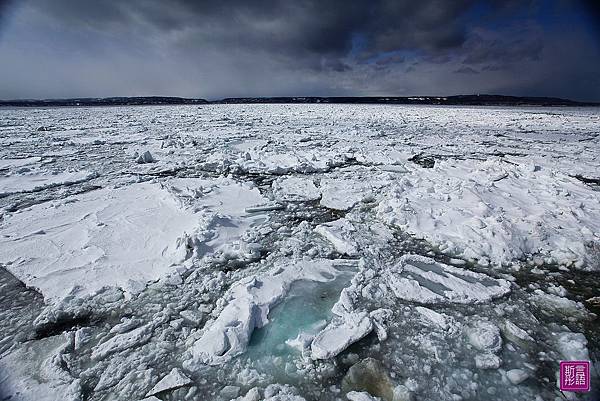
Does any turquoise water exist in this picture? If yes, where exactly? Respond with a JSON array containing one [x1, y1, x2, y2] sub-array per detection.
[[243, 272, 354, 377]]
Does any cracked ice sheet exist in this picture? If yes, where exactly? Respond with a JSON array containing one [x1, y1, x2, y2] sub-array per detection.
[[0, 176, 270, 301], [0, 105, 599, 401], [0, 157, 42, 171], [0, 182, 200, 301], [319, 168, 398, 211], [272, 176, 321, 202], [383, 255, 511, 304], [377, 158, 600, 270], [0, 170, 96, 197], [164, 177, 271, 262]]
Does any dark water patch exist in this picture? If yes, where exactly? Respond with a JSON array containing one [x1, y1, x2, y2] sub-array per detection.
[[512, 266, 600, 371], [0, 267, 45, 353]]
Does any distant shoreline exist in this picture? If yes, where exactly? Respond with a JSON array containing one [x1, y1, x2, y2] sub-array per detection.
[[1, 95, 598, 108]]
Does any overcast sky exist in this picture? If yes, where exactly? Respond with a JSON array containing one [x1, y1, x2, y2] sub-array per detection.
[[0, 0, 599, 101]]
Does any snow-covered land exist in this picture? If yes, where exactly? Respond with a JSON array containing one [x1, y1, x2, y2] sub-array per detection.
[[0, 104, 598, 401]]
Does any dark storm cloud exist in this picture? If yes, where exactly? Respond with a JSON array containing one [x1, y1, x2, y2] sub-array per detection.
[[0, 0, 598, 100], [461, 25, 544, 66], [375, 54, 406, 66], [0, 0, 13, 28], [455, 66, 480, 74], [10, 0, 521, 69]]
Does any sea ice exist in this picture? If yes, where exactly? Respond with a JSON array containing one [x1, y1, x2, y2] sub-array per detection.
[[1, 104, 598, 401], [165, 177, 270, 262], [136, 150, 156, 164], [145, 368, 192, 397], [91, 323, 154, 361], [555, 331, 590, 361], [466, 320, 503, 354], [415, 306, 457, 332], [0, 170, 96, 197], [475, 353, 502, 369], [377, 159, 600, 269], [0, 334, 81, 401], [315, 218, 359, 256], [383, 255, 511, 304], [0, 182, 200, 300], [272, 176, 321, 202], [187, 258, 355, 367], [310, 311, 373, 360], [506, 369, 529, 385], [346, 391, 382, 401], [0, 156, 42, 170]]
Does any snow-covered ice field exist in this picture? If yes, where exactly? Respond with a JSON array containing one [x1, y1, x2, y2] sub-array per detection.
[[0, 104, 598, 401]]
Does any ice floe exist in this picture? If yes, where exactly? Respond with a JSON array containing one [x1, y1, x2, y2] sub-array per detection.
[[91, 323, 155, 361], [272, 176, 321, 202], [0, 170, 96, 197], [0, 182, 200, 300], [465, 320, 503, 354], [315, 218, 359, 256], [165, 177, 272, 263], [145, 368, 192, 397], [0, 334, 81, 401], [0, 156, 42, 170], [382, 255, 511, 304], [377, 159, 600, 269], [310, 311, 372, 360]]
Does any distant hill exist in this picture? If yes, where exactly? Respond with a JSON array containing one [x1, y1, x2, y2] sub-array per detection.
[[1, 94, 597, 107], [0, 96, 209, 107], [217, 94, 598, 106]]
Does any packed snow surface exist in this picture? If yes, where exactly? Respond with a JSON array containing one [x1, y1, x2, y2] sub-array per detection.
[[0, 170, 96, 197], [0, 104, 599, 401], [377, 159, 600, 269], [0, 183, 200, 300]]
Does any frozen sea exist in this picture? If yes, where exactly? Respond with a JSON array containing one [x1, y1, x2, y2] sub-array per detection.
[[0, 104, 598, 401]]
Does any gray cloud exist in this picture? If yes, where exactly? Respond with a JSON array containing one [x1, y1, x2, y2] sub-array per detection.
[[462, 25, 544, 66], [0, 0, 598, 101], [455, 66, 480, 74]]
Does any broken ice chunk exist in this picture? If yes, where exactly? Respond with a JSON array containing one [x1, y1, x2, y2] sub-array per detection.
[[415, 306, 457, 333], [384, 255, 511, 304], [187, 259, 353, 367], [530, 290, 589, 319], [311, 312, 373, 360], [506, 369, 529, 385], [555, 331, 590, 361], [475, 353, 502, 369], [91, 323, 154, 361], [315, 218, 358, 256], [320, 178, 373, 211], [466, 321, 502, 354], [145, 368, 192, 397], [179, 309, 204, 327], [0, 170, 96, 197], [346, 391, 382, 401], [272, 176, 321, 202], [244, 203, 284, 213], [501, 320, 533, 345], [219, 385, 241, 399], [136, 150, 155, 163]]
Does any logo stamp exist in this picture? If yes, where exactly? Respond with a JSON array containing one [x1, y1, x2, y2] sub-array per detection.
[[560, 361, 590, 392]]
